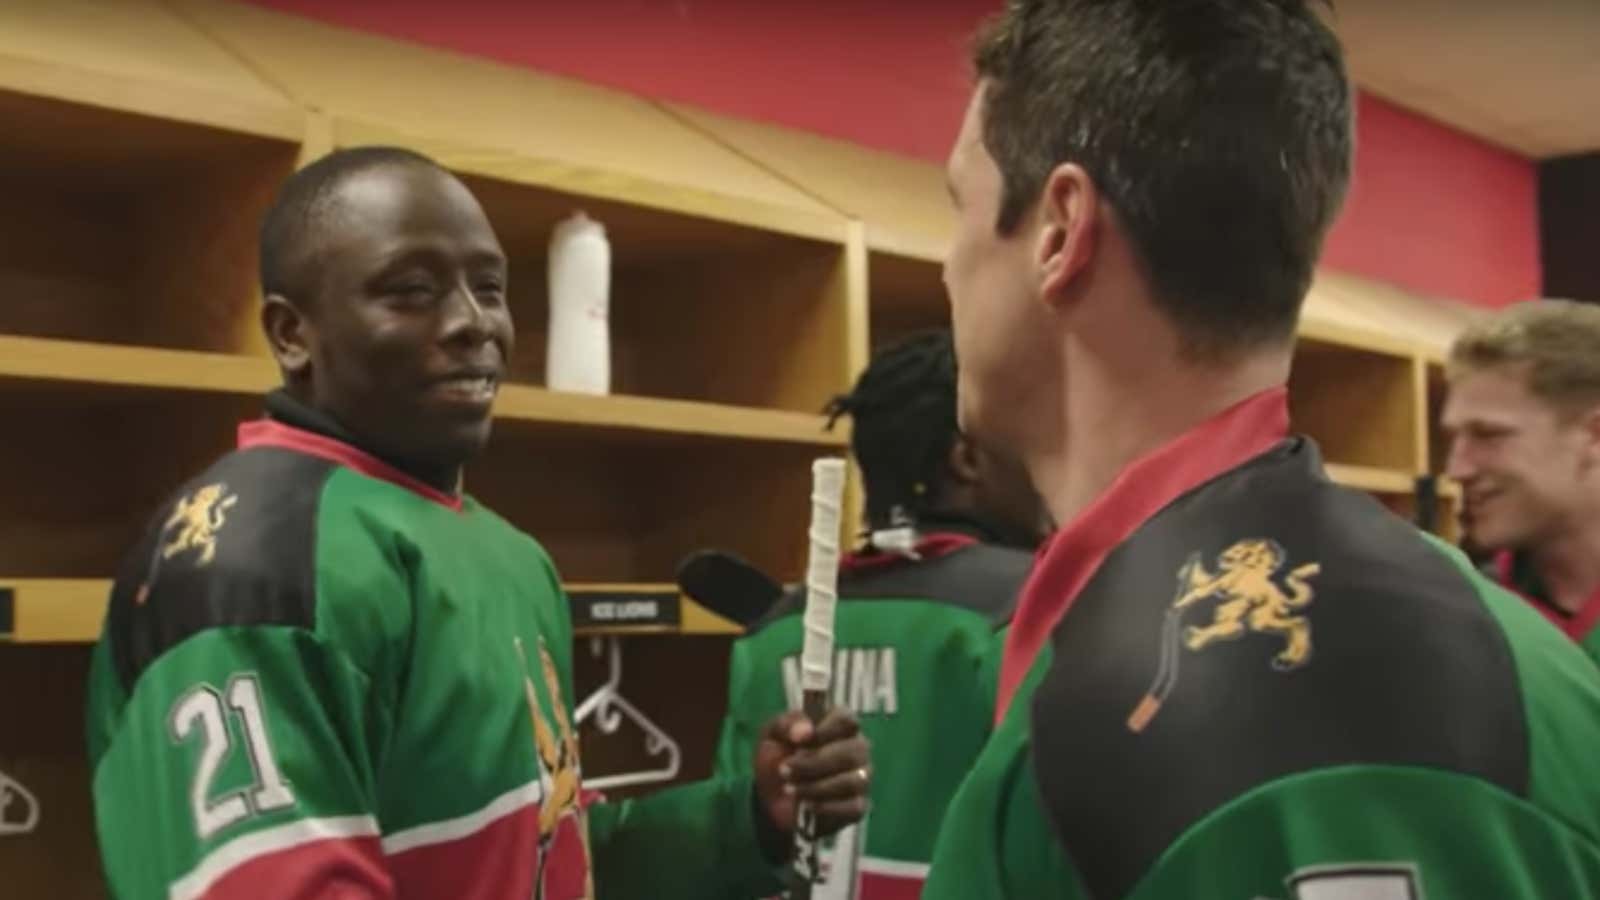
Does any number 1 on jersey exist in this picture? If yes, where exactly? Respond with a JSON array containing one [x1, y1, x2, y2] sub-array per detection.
[[170, 673, 295, 840]]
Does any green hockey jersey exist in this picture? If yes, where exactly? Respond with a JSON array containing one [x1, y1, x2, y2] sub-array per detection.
[[1489, 548, 1600, 667], [924, 386, 1600, 899], [85, 392, 785, 900], [714, 520, 1032, 899]]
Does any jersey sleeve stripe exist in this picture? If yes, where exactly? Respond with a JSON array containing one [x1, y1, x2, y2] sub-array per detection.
[[379, 779, 543, 857], [168, 814, 382, 900], [859, 857, 931, 879], [860, 857, 930, 899], [859, 866, 927, 900]]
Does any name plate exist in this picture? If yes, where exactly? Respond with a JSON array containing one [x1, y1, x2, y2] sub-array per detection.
[[568, 587, 681, 630]]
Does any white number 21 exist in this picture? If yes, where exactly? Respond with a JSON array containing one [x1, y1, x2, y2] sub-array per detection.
[[170, 673, 295, 840]]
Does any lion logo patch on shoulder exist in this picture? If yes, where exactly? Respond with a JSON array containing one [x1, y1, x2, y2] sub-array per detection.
[[161, 483, 239, 567], [135, 483, 239, 606], [1128, 538, 1320, 733]]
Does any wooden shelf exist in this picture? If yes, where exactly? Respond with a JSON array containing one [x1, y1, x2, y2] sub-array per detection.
[[1304, 269, 1487, 364], [1324, 463, 1418, 495], [0, 579, 104, 644], [0, 0, 303, 142], [0, 336, 837, 588], [664, 103, 952, 261], [1289, 336, 1424, 474], [0, 335, 844, 449], [170, 0, 845, 243], [867, 252, 949, 349], [0, 580, 740, 644], [0, 27, 301, 358], [433, 167, 855, 416]]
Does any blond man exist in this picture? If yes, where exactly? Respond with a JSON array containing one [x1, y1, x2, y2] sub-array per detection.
[[1443, 298, 1600, 663]]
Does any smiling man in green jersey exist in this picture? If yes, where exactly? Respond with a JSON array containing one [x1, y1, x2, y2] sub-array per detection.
[[84, 146, 870, 900]]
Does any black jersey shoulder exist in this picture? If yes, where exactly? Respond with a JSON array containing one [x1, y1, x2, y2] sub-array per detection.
[[748, 542, 1034, 636], [105, 445, 336, 693], [1028, 437, 1526, 899]]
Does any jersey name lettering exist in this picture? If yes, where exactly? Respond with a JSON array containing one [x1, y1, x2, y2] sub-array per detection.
[[781, 647, 898, 716]]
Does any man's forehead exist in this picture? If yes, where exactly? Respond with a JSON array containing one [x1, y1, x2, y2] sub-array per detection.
[[949, 89, 987, 169], [1443, 367, 1547, 424], [321, 165, 434, 225], [317, 165, 496, 252]]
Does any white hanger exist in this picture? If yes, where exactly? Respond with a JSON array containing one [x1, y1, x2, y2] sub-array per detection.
[[573, 636, 681, 791], [0, 768, 40, 837]]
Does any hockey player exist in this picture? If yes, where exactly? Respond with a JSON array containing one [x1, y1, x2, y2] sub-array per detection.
[[84, 147, 870, 900], [712, 329, 1046, 899], [1442, 299, 1600, 665], [925, 1, 1600, 897]]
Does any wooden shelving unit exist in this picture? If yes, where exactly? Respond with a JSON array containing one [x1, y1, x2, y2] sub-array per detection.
[[0, 3, 855, 894], [672, 108, 1477, 518], [0, 580, 741, 644], [667, 104, 955, 351], [0, 2, 1487, 895]]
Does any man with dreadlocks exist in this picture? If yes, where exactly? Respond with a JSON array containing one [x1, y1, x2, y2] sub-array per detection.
[[710, 329, 1047, 899]]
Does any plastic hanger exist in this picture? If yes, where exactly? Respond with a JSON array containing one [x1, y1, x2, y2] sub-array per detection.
[[573, 636, 681, 791], [0, 768, 40, 837]]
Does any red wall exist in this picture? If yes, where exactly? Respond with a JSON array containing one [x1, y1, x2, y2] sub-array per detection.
[[1325, 93, 1539, 308], [247, 0, 1540, 308]]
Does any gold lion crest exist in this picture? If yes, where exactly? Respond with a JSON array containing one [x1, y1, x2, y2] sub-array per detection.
[[136, 483, 239, 606], [516, 636, 595, 899], [1128, 538, 1320, 733], [161, 483, 238, 566]]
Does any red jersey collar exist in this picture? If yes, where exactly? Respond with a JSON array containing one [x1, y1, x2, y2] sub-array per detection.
[[238, 418, 464, 513], [995, 386, 1291, 721], [1494, 550, 1600, 642]]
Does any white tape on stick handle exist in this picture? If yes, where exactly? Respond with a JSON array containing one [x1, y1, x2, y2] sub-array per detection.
[[801, 458, 846, 694]]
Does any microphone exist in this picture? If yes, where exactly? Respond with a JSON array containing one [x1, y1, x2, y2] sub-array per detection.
[[675, 549, 786, 628]]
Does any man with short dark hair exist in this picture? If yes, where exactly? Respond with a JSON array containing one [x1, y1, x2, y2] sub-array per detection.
[[712, 329, 1045, 899], [925, 2, 1600, 897], [1443, 298, 1600, 665], [85, 146, 871, 900]]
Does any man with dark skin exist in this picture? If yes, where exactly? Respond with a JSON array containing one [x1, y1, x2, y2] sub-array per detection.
[[712, 329, 1047, 899], [86, 147, 871, 900]]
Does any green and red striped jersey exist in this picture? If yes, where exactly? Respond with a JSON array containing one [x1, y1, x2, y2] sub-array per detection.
[[924, 387, 1600, 899], [713, 520, 1032, 900], [85, 393, 784, 900]]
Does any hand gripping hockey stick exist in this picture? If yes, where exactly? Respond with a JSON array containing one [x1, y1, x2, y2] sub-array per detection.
[[789, 457, 847, 897]]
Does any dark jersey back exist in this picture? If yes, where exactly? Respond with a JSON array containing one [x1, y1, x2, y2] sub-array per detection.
[[1031, 439, 1564, 898]]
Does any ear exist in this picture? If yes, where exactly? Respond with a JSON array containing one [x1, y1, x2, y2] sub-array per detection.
[[1581, 404, 1600, 463], [946, 433, 982, 486], [1035, 163, 1099, 304], [261, 293, 313, 380]]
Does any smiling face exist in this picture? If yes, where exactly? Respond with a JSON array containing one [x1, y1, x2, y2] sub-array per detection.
[[1442, 364, 1600, 551], [267, 162, 514, 480]]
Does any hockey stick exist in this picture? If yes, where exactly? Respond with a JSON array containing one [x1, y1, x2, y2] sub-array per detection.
[[674, 549, 786, 628], [788, 457, 847, 898], [1127, 555, 1197, 733]]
